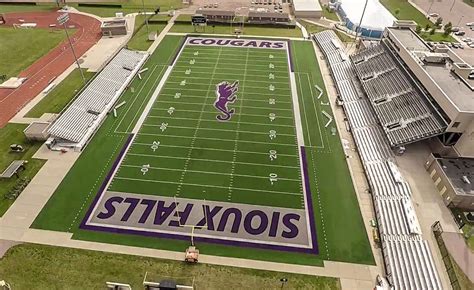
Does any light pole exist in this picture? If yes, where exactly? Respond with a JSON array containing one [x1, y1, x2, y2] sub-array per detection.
[[280, 278, 288, 289], [142, 0, 149, 35], [457, 15, 464, 27], [354, 0, 368, 47], [427, 0, 435, 15], [57, 13, 86, 85], [450, 0, 456, 12]]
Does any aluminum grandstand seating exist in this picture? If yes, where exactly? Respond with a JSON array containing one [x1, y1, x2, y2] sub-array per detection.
[[48, 49, 148, 150], [313, 30, 442, 290], [350, 43, 447, 147]]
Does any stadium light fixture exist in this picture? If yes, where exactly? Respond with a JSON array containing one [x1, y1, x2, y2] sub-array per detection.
[[142, 0, 149, 35], [57, 13, 86, 85]]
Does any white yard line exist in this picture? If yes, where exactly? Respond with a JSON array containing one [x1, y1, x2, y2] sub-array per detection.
[[136, 133, 298, 146], [126, 153, 300, 169], [306, 73, 327, 150], [114, 177, 303, 196], [121, 165, 301, 182], [153, 105, 293, 111], [158, 93, 292, 103], [132, 142, 298, 157], [146, 114, 295, 122], [141, 125, 296, 136]]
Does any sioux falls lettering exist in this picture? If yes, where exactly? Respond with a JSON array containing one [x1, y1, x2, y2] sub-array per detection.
[[97, 197, 300, 239]]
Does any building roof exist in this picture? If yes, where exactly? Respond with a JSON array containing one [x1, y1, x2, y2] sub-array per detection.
[[387, 27, 474, 112], [101, 19, 126, 28], [292, 0, 322, 12], [200, 9, 235, 17], [24, 122, 49, 135], [248, 11, 289, 19], [436, 157, 474, 195], [388, 27, 429, 51], [423, 64, 474, 112], [339, 0, 396, 30]]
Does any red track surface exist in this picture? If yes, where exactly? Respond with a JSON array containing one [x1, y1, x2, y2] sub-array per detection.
[[0, 11, 101, 127]]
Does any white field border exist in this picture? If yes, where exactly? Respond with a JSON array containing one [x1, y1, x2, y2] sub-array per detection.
[[85, 38, 316, 251]]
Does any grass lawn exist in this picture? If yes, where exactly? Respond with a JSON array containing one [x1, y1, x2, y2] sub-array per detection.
[[170, 23, 302, 37], [0, 27, 68, 80], [418, 31, 456, 42], [73, 0, 182, 17], [380, 0, 431, 27], [25, 69, 94, 118], [0, 244, 340, 289], [175, 14, 192, 22], [322, 5, 339, 21], [0, 124, 45, 216], [463, 0, 474, 7], [0, 4, 56, 13], [300, 20, 353, 42], [127, 15, 166, 51]]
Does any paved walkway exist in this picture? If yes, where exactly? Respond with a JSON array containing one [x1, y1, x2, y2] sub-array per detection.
[[395, 141, 461, 289], [442, 232, 474, 281]]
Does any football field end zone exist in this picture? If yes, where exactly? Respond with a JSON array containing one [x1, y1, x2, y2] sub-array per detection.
[[80, 37, 319, 254]]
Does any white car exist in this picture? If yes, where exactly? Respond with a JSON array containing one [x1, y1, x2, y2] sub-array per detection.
[[429, 13, 439, 18], [466, 22, 474, 26], [469, 43, 474, 48]]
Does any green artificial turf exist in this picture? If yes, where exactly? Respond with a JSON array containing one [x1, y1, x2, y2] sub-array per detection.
[[0, 124, 45, 216], [170, 23, 303, 37], [25, 69, 94, 118], [0, 27, 69, 80], [33, 36, 373, 266], [291, 41, 373, 264], [380, 0, 431, 27], [0, 244, 340, 289]]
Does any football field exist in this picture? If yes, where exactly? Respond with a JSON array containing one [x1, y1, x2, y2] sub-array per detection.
[[34, 36, 373, 265], [82, 38, 318, 252]]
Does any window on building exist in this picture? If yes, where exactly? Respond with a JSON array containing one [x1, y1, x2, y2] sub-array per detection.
[[452, 122, 461, 128]]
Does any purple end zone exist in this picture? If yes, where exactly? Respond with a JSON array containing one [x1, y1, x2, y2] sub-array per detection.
[[300, 146, 319, 254], [80, 133, 135, 230], [170, 36, 188, 66], [287, 40, 294, 72], [80, 142, 320, 255]]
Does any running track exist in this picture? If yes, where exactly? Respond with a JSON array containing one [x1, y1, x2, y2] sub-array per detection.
[[0, 11, 101, 127]]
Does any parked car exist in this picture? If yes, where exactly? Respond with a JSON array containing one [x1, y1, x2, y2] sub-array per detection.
[[469, 43, 474, 48], [466, 22, 474, 26], [455, 31, 466, 36], [451, 26, 460, 32], [429, 13, 439, 18], [462, 38, 471, 42]]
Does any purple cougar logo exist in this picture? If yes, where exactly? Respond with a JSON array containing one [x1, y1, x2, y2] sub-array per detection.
[[214, 81, 239, 121]]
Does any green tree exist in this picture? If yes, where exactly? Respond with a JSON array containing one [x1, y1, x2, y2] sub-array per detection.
[[416, 25, 422, 34], [435, 17, 443, 27], [430, 27, 436, 35], [425, 23, 431, 31], [394, 8, 400, 16]]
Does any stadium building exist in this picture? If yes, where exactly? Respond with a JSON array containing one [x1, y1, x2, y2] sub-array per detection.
[[335, 0, 396, 39]]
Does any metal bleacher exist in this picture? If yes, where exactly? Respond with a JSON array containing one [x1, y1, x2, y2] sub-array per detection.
[[350, 43, 447, 147], [48, 49, 148, 148], [313, 30, 442, 290]]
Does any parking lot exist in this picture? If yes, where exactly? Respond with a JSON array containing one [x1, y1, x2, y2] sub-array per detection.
[[412, 0, 474, 64]]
